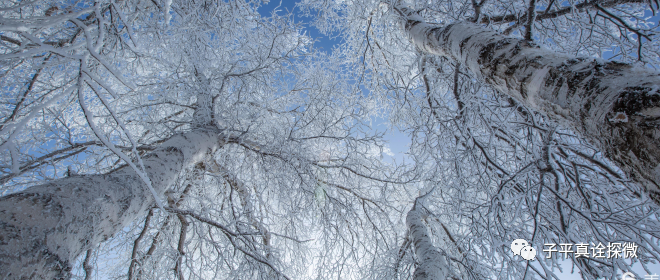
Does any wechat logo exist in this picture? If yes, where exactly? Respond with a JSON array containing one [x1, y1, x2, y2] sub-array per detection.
[[511, 239, 536, 261]]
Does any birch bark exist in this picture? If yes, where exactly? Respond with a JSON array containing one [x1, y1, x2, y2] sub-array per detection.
[[406, 199, 448, 280], [0, 130, 223, 279], [399, 7, 660, 202]]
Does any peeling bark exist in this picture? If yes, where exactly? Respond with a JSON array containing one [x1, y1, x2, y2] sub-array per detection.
[[400, 7, 660, 203], [0, 130, 223, 279]]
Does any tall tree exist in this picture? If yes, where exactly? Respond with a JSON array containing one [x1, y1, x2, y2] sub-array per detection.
[[303, 0, 660, 202], [3, 0, 660, 279], [0, 0, 401, 279], [300, 0, 660, 279], [396, 3, 660, 204]]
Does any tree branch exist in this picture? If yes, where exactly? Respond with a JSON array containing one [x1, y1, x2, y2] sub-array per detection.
[[525, 0, 537, 41], [175, 213, 188, 280], [479, 0, 646, 24], [128, 208, 154, 280], [83, 249, 93, 280]]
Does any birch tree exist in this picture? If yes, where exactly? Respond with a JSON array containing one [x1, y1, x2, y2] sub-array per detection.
[[397, 2, 660, 205], [303, 0, 660, 203], [4, 0, 660, 279], [400, 62, 660, 279], [300, 0, 660, 279], [0, 0, 403, 279]]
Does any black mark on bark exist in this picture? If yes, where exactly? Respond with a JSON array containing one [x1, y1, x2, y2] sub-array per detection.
[[613, 86, 660, 116]]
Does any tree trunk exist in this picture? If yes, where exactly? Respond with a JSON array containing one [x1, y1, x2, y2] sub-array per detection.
[[406, 200, 448, 280], [0, 130, 223, 279], [399, 7, 660, 202]]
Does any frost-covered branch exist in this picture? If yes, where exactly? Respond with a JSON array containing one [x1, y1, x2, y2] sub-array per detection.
[[399, 5, 660, 203], [477, 0, 646, 24]]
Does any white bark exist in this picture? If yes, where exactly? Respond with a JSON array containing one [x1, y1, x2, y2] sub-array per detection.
[[400, 7, 660, 202], [406, 200, 448, 280], [0, 130, 223, 279]]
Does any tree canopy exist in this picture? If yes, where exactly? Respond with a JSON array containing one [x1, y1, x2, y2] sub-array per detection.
[[1, 0, 660, 279]]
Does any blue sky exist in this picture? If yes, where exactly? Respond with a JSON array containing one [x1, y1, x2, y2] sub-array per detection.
[[257, 0, 412, 163], [258, 0, 340, 53]]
